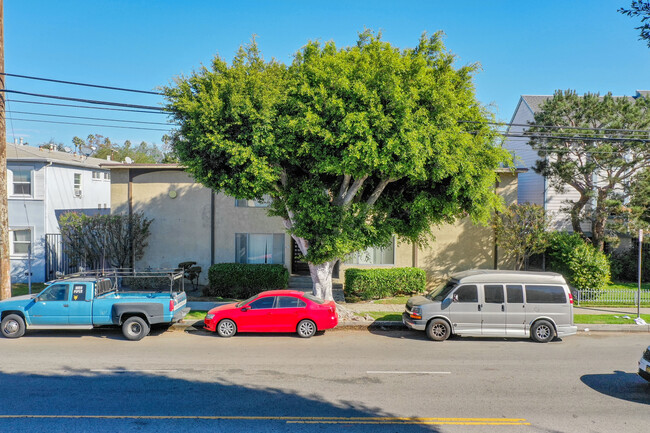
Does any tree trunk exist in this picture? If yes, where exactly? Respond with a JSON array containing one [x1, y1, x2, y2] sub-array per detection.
[[308, 260, 336, 301], [591, 189, 609, 252], [570, 194, 589, 238]]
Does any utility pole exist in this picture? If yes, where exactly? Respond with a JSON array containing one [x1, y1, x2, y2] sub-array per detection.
[[0, 0, 10, 300]]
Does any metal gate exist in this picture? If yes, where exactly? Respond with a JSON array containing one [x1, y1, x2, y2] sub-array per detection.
[[45, 234, 78, 280]]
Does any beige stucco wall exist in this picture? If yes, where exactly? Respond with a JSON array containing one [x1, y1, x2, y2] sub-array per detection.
[[110, 167, 289, 285], [110, 168, 520, 288]]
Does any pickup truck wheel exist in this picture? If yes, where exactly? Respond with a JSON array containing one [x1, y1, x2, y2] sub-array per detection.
[[216, 319, 236, 338], [122, 317, 150, 341], [1, 314, 25, 338]]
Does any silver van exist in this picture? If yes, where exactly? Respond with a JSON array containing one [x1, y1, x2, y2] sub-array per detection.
[[403, 270, 577, 343]]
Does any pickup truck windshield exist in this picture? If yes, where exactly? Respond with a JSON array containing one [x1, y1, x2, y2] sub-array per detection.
[[426, 281, 457, 302]]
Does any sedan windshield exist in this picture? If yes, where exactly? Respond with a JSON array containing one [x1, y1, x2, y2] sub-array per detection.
[[236, 294, 260, 308], [426, 281, 457, 302]]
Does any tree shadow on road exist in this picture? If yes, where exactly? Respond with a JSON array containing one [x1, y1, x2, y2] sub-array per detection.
[[0, 369, 441, 433], [581, 370, 650, 405]]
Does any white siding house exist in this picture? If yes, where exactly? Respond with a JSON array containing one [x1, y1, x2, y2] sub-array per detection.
[[6, 143, 111, 283], [503, 91, 648, 232]]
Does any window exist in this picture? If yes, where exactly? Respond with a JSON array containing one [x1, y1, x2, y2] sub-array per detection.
[[11, 229, 31, 255], [92, 171, 101, 180], [506, 285, 524, 303], [249, 297, 275, 310], [525, 285, 567, 304], [12, 168, 31, 195], [74, 173, 82, 196], [344, 240, 395, 265], [39, 284, 69, 302], [276, 296, 306, 308], [484, 285, 504, 304], [103, 172, 111, 180], [454, 285, 478, 303], [428, 281, 457, 302], [235, 195, 271, 207], [235, 233, 285, 264]]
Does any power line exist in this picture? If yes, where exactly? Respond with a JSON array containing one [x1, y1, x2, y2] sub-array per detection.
[[7, 98, 167, 115], [461, 120, 650, 134], [0, 89, 167, 111], [6, 116, 171, 132], [0, 72, 164, 95], [501, 132, 650, 143], [7, 110, 175, 126]]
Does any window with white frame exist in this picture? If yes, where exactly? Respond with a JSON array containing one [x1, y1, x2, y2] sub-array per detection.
[[344, 240, 395, 265], [235, 233, 284, 264], [235, 195, 271, 208], [74, 173, 82, 197], [104, 171, 111, 180], [11, 229, 31, 256], [92, 171, 101, 180], [11, 167, 32, 196]]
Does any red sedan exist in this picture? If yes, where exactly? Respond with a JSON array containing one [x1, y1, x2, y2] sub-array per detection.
[[203, 290, 338, 338]]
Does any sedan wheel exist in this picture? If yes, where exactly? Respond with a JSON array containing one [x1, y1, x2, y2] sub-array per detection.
[[296, 319, 316, 338], [217, 319, 237, 338]]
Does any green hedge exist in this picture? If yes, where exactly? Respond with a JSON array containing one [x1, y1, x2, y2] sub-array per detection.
[[205, 263, 289, 298], [610, 244, 650, 283], [546, 232, 611, 293], [344, 267, 426, 300]]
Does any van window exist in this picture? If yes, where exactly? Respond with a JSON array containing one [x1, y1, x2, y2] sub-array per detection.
[[506, 285, 524, 303], [454, 285, 478, 303], [525, 285, 567, 304], [484, 285, 504, 303]]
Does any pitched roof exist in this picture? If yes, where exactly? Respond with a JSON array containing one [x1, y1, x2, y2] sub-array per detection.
[[6, 143, 110, 168], [521, 93, 643, 114]]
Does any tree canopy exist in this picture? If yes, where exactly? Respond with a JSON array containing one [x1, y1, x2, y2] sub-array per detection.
[[527, 90, 650, 250], [619, 1, 650, 47], [72, 134, 165, 163], [163, 31, 511, 300]]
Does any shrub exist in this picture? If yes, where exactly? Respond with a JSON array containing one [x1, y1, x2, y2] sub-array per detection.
[[610, 244, 650, 282], [206, 263, 289, 298], [546, 232, 611, 292], [344, 267, 426, 301]]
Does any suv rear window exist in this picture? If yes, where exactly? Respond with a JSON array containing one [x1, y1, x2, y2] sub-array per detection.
[[525, 285, 567, 304]]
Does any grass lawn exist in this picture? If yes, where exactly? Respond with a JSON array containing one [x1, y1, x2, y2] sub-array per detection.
[[573, 314, 650, 324], [185, 310, 207, 321], [364, 312, 402, 321], [11, 283, 46, 297]]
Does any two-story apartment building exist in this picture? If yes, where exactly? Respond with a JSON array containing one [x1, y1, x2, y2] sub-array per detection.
[[7, 143, 111, 283], [105, 163, 522, 288]]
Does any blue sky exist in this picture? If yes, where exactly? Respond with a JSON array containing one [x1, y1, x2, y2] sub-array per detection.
[[5, 0, 650, 150]]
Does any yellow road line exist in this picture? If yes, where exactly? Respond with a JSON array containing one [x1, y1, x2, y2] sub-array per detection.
[[0, 415, 529, 425]]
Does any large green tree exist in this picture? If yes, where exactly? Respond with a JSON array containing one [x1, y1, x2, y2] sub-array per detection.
[[527, 90, 650, 251], [72, 134, 163, 163], [164, 31, 510, 300]]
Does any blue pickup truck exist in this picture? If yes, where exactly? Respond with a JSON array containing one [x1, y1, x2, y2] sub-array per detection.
[[0, 269, 189, 341]]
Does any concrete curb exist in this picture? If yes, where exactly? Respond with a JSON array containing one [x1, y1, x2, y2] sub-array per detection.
[[169, 320, 650, 333]]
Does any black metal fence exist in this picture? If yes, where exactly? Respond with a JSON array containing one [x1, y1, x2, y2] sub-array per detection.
[[45, 233, 78, 281]]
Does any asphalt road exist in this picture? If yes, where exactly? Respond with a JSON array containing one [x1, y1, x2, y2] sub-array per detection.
[[0, 326, 648, 433]]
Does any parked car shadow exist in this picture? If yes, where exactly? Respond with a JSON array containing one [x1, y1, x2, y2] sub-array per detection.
[[367, 327, 561, 343], [581, 370, 650, 405], [0, 368, 441, 432], [21, 325, 170, 341]]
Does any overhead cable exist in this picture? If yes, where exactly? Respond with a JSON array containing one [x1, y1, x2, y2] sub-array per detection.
[[0, 72, 164, 95]]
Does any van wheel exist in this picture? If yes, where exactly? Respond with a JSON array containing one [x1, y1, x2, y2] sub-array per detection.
[[122, 317, 150, 341], [426, 319, 450, 341], [531, 320, 555, 343], [1, 314, 26, 338]]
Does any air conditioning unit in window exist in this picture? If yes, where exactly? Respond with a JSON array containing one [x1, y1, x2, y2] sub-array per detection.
[[74, 189, 82, 197]]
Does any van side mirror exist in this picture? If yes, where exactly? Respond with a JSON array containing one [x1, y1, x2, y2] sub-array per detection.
[[452, 294, 459, 302]]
